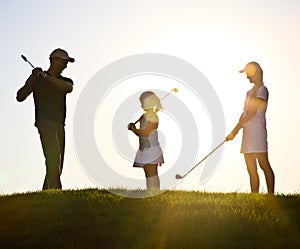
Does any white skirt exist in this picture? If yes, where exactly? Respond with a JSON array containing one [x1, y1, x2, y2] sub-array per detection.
[[241, 118, 268, 153], [133, 145, 164, 167]]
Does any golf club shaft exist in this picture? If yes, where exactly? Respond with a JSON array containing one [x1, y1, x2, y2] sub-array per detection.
[[21, 55, 46, 78], [26, 60, 35, 69], [160, 91, 172, 101], [133, 88, 177, 125], [180, 139, 227, 178]]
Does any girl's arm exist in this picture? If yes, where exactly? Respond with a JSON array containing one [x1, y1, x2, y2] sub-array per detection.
[[129, 121, 158, 137]]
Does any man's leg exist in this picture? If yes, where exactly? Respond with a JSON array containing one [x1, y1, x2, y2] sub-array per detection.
[[257, 153, 275, 194], [244, 153, 259, 193], [57, 124, 65, 176], [37, 121, 62, 190]]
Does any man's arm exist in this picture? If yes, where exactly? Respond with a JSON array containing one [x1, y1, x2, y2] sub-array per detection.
[[16, 69, 40, 102], [46, 75, 73, 93]]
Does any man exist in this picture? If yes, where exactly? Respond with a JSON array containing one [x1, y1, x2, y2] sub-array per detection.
[[16, 48, 74, 190], [226, 61, 275, 194]]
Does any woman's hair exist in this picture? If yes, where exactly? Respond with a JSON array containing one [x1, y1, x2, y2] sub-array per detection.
[[140, 91, 162, 111]]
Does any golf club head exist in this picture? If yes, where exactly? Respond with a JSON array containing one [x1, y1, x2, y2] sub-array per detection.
[[21, 55, 27, 62], [175, 174, 183, 179], [21, 54, 35, 69]]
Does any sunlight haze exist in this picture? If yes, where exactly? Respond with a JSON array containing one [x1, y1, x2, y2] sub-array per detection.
[[1, 0, 299, 194]]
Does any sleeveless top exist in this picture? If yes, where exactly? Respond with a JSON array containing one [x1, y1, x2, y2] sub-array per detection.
[[139, 113, 160, 150]]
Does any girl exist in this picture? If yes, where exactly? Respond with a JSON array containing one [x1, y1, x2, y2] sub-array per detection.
[[128, 91, 164, 191]]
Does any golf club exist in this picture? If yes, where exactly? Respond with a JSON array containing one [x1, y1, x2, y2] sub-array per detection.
[[132, 88, 178, 125], [21, 54, 46, 78], [161, 87, 178, 101], [175, 139, 227, 179]]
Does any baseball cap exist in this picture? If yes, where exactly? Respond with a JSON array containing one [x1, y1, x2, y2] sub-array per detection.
[[49, 48, 75, 62], [239, 61, 262, 76]]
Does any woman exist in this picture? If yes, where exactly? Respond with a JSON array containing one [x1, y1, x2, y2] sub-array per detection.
[[128, 91, 164, 191], [226, 61, 275, 194]]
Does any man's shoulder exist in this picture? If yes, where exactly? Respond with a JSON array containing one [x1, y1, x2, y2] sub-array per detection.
[[60, 75, 73, 84]]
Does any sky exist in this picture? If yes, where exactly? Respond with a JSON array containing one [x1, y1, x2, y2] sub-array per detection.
[[1, 0, 299, 195]]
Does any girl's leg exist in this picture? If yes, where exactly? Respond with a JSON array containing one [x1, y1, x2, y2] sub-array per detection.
[[143, 164, 160, 190], [244, 153, 259, 193], [257, 153, 275, 194]]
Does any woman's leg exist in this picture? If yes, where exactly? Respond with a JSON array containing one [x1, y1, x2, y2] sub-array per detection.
[[244, 153, 259, 193], [143, 164, 160, 190], [257, 153, 275, 194]]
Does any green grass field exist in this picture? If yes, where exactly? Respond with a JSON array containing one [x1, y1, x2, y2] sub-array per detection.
[[0, 189, 299, 249]]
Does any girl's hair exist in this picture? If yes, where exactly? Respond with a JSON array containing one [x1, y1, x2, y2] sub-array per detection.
[[140, 91, 162, 111]]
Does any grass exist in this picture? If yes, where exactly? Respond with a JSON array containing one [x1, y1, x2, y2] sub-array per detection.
[[0, 189, 299, 249]]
